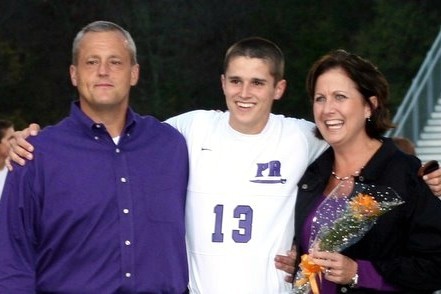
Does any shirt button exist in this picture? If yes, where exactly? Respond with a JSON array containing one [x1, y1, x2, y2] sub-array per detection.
[[121, 177, 127, 183], [301, 184, 308, 190], [359, 176, 365, 182], [125, 272, 131, 278], [115, 148, 120, 153], [123, 209, 129, 214], [340, 286, 348, 293], [125, 240, 131, 246], [94, 136, 99, 141], [95, 124, 101, 128]]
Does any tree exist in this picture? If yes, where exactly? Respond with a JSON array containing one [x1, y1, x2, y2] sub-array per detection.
[[355, 0, 441, 114]]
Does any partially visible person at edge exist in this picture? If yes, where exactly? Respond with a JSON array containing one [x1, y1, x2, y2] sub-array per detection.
[[0, 119, 14, 199], [0, 21, 189, 293], [392, 136, 416, 156], [294, 49, 441, 293], [7, 38, 441, 293]]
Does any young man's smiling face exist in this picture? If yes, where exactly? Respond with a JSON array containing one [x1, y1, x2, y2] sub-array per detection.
[[221, 56, 286, 134]]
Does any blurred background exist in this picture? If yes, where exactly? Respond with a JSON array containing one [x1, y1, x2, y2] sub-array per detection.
[[1, 0, 440, 129]]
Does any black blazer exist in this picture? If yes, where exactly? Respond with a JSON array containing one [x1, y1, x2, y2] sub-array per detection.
[[295, 137, 441, 293]]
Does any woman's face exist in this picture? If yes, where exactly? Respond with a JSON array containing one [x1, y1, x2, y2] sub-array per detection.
[[313, 67, 372, 148]]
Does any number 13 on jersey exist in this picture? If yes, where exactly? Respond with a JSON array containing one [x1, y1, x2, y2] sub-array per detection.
[[212, 204, 253, 243]]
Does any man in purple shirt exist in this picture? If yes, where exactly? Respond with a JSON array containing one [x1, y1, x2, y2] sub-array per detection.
[[0, 21, 189, 293]]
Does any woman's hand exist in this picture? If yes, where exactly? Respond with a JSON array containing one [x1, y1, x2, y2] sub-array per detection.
[[309, 249, 357, 285]]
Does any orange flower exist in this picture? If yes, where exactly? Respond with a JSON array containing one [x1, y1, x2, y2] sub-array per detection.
[[295, 254, 322, 293], [298, 254, 322, 275], [349, 193, 380, 219]]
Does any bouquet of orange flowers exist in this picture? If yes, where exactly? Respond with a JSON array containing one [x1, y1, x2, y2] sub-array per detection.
[[293, 181, 404, 294]]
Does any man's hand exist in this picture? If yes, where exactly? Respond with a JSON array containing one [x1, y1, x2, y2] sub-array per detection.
[[275, 246, 297, 283], [6, 123, 41, 170]]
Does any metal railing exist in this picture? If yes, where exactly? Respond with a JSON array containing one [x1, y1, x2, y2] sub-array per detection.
[[386, 27, 441, 141]]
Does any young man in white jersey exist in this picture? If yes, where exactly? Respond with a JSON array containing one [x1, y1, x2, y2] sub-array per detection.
[[7, 37, 441, 293], [165, 38, 328, 293]]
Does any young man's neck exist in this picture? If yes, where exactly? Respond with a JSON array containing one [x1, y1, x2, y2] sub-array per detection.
[[228, 116, 270, 135]]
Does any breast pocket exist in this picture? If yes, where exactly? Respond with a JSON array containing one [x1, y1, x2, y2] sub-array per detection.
[[140, 176, 187, 223]]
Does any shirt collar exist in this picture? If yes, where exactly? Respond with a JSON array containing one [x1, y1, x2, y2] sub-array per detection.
[[69, 100, 138, 135]]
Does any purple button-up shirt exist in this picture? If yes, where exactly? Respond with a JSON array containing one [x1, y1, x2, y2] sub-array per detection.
[[0, 102, 189, 293]]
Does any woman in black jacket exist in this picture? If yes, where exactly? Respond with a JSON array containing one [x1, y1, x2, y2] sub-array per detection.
[[294, 50, 441, 293]]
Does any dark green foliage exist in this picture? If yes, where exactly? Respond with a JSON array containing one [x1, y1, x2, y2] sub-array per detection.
[[0, 0, 440, 126]]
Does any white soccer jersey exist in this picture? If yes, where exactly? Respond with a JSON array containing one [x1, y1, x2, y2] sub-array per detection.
[[166, 110, 328, 294]]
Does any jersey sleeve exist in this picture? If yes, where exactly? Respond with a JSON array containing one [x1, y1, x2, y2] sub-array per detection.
[[164, 110, 203, 136]]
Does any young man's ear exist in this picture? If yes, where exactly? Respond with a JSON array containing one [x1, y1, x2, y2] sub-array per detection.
[[221, 74, 226, 93], [274, 79, 287, 101]]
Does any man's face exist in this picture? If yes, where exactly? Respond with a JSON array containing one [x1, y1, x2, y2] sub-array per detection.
[[0, 127, 14, 160], [221, 56, 286, 134], [70, 31, 139, 117]]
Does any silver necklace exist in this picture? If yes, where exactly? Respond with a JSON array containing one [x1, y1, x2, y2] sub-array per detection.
[[331, 168, 363, 181]]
